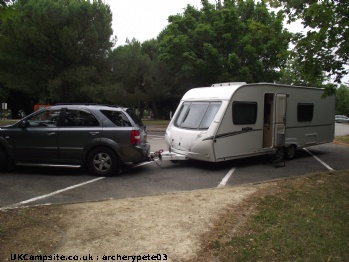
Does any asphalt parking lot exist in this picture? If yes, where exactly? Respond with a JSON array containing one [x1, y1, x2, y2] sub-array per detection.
[[1, 123, 349, 210]]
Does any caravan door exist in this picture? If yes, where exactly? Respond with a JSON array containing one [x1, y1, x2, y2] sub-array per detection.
[[274, 94, 287, 147]]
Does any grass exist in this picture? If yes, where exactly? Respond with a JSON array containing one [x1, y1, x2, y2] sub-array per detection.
[[142, 119, 170, 127], [197, 171, 349, 261], [0, 119, 18, 126], [336, 135, 349, 144]]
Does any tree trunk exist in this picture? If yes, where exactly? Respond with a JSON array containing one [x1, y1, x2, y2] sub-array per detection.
[[138, 103, 144, 119], [151, 101, 158, 120]]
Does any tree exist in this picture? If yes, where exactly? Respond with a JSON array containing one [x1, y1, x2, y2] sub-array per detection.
[[0, 0, 114, 103], [158, 0, 292, 90], [278, 55, 330, 87], [0, 0, 15, 31], [0, 0, 14, 8], [141, 39, 177, 119], [106, 39, 176, 119], [267, 0, 349, 84], [336, 84, 349, 115], [0, 82, 6, 100], [106, 39, 148, 112]]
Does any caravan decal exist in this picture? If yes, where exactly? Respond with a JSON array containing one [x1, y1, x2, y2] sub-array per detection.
[[203, 128, 262, 141], [287, 123, 333, 129]]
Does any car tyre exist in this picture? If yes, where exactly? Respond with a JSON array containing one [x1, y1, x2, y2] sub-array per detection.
[[285, 145, 297, 160], [0, 147, 8, 172], [87, 147, 119, 177]]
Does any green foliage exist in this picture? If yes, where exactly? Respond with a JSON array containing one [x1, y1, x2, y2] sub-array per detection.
[[267, 0, 349, 83], [0, 0, 14, 7], [0, 82, 7, 101], [106, 40, 148, 108], [336, 84, 349, 115], [106, 39, 176, 119], [159, 0, 292, 88], [0, 0, 15, 20], [278, 55, 333, 89], [0, 0, 114, 102]]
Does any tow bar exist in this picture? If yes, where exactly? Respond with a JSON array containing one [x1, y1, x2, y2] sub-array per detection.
[[150, 149, 188, 166]]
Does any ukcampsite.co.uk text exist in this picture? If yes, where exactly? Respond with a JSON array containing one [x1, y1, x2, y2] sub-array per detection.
[[10, 253, 168, 261]]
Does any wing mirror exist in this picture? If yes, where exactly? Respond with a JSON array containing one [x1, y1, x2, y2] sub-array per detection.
[[19, 120, 29, 129]]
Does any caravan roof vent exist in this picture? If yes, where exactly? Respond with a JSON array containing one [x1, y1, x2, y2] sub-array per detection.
[[211, 82, 247, 87]]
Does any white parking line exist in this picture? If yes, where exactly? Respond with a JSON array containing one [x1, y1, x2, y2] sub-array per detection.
[[218, 168, 236, 187], [303, 148, 334, 171], [1, 177, 105, 210], [2, 161, 158, 210]]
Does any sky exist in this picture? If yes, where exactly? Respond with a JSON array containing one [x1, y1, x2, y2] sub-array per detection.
[[104, 0, 203, 46], [103, 0, 348, 84]]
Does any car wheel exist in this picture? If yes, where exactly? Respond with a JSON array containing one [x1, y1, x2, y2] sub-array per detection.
[[285, 145, 297, 160], [274, 147, 285, 161], [87, 147, 119, 177], [0, 148, 8, 172]]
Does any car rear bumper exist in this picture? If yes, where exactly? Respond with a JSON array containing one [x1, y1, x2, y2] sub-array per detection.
[[121, 143, 150, 163]]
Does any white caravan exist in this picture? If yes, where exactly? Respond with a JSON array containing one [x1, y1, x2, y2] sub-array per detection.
[[164, 82, 335, 162]]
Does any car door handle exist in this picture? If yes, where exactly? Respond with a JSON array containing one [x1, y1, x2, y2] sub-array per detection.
[[46, 132, 56, 136], [89, 132, 100, 136]]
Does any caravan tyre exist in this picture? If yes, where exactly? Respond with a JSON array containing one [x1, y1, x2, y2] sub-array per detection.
[[274, 147, 285, 161], [286, 145, 296, 160]]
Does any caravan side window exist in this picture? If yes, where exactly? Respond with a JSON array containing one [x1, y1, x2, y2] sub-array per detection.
[[297, 103, 314, 122], [233, 102, 257, 125], [175, 102, 222, 129]]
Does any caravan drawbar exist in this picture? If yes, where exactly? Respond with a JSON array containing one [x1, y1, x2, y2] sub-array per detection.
[[163, 82, 335, 162]]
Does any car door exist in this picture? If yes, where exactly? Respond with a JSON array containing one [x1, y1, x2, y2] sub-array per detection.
[[13, 108, 61, 161], [58, 108, 101, 162]]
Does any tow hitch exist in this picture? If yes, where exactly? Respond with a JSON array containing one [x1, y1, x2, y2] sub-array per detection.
[[150, 149, 188, 166]]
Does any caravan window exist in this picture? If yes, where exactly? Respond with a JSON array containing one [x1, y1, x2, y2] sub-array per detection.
[[297, 103, 314, 122], [175, 102, 221, 129], [233, 102, 257, 125]]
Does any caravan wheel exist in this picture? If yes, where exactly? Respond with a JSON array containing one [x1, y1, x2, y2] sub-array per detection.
[[274, 147, 285, 161], [286, 145, 297, 160]]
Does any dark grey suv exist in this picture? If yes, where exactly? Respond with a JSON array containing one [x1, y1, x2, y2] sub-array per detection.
[[0, 104, 150, 176]]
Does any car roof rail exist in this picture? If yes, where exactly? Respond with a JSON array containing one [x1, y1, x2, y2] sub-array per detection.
[[54, 103, 120, 108]]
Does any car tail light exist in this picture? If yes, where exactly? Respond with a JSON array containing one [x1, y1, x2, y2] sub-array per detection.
[[130, 130, 141, 144]]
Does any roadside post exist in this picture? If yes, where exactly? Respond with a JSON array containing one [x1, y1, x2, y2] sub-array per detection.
[[1, 102, 7, 120]]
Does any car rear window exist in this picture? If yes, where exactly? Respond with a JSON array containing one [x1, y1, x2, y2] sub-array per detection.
[[125, 109, 144, 127], [100, 110, 132, 127]]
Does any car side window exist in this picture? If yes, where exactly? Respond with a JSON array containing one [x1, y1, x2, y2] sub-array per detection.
[[64, 109, 99, 127], [27, 109, 61, 127], [100, 110, 132, 127]]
